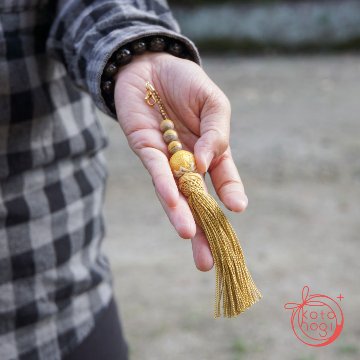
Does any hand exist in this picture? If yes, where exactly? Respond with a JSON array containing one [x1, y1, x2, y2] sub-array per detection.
[[114, 52, 248, 272]]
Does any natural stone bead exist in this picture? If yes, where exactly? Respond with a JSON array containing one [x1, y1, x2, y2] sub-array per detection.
[[101, 80, 113, 94], [169, 150, 196, 178], [104, 62, 118, 78], [167, 42, 183, 57], [163, 129, 178, 144], [109, 100, 116, 114], [168, 141, 182, 155], [131, 40, 147, 54], [115, 48, 132, 66], [160, 119, 174, 132], [149, 37, 167, 52]]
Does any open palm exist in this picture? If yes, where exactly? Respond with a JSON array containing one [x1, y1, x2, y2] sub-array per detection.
[[114, 52, 247, 272]]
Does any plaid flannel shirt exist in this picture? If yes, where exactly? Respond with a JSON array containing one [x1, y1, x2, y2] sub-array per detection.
[[0, 1, 200, 359]]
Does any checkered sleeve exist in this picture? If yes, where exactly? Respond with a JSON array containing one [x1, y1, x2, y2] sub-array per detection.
[[46, 0, 201, 119]]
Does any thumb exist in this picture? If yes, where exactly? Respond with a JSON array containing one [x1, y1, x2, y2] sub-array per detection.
[[194, 90, 231, 173]]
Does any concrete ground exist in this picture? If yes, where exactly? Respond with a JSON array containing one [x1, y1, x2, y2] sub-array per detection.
[[99, 55, 360, 360]]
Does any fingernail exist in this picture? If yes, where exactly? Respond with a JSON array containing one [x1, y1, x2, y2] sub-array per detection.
[[179, 219, 195, 238], [228, 193, 248, 211], [239, 194, 248, 209], [203, 151, 213, 172]]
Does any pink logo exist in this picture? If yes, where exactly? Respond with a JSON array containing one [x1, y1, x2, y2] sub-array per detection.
[[284, 286, 344, 347]]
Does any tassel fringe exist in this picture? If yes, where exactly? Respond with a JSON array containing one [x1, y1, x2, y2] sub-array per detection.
[[179, 172, 261, 318]]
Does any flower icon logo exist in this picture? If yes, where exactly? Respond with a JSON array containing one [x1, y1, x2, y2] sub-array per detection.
[[284, 286, 344, 347]]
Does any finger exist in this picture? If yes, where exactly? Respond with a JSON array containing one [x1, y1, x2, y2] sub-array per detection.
[[138, 147, 178, 208], [155, 189, 196, 239], [191, 225, 214, 272], [194, 91, 231, 173], [208, 148, 248, 212]]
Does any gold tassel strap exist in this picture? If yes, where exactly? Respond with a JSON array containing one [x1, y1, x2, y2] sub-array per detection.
[[145, 82, 261, 318]]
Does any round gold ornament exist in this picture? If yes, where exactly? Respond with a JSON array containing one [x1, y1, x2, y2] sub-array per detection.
[[169, 150, 196, 178]]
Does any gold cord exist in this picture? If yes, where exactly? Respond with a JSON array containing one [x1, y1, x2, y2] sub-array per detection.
[[145, 82, 168, 120]]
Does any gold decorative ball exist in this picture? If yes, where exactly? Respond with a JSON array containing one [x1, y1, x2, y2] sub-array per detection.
[[169, 150, 196, 178]]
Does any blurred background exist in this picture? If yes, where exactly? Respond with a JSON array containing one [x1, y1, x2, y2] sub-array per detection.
[[99, 1, 360, 359]]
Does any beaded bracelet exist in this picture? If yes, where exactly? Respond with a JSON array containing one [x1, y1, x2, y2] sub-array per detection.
[[100, 36, 192, 115]]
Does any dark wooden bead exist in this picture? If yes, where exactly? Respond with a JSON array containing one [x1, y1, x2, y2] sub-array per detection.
[[115, 48, 132, 66], [131, 40, 147, 54], [104, 62, 118, 78], [149, 37, 166, 52], [101, 80, 114, 94], [109, 100, 116, 113], [167, 42, 183, 57]]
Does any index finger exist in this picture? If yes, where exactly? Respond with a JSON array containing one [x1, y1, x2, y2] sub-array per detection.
[[138, 146, 179, 208]]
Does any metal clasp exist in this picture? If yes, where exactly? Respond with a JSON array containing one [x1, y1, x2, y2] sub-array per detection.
[[145, 81, 156, 106]]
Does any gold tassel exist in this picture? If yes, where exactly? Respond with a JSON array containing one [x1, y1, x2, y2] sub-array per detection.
[[145, 82, 261, 318]]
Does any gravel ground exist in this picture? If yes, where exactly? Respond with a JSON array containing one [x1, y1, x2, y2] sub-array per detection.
[[99, 54, 360, 360]]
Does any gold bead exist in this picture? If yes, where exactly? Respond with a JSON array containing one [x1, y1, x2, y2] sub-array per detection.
[[169, 150, 196, 178], [163, 129, 178, 144], [160, 119, 174, 132], [168, 141, 182, 155]]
